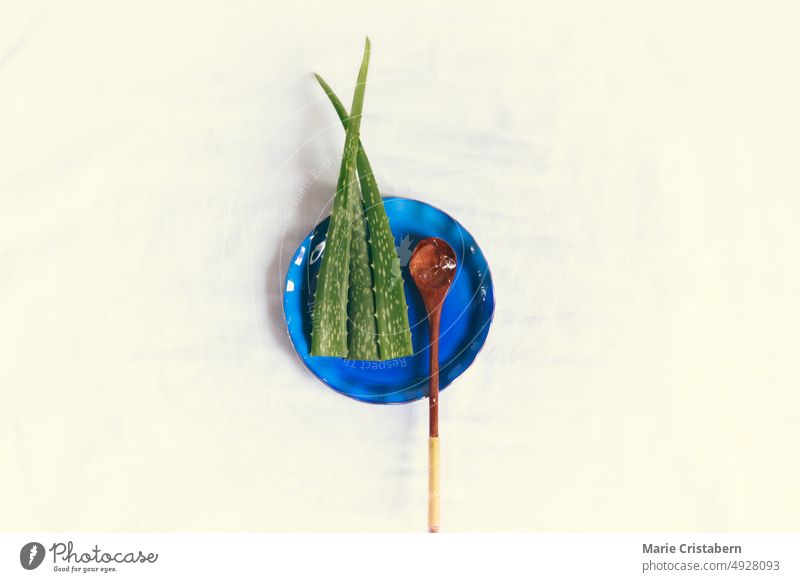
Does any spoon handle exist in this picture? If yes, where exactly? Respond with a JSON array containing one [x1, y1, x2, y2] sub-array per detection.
[[428, 307, 442, 533], [429, 307, 441, 437], [428, 436, 440, 533]]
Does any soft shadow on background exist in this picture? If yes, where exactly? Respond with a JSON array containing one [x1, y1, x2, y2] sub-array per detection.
[[263, 80, 336, 359]]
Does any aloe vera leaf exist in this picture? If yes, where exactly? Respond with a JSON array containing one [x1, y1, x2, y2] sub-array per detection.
[[310, 38, 371, 357], [347, 180, 380, 360], [314, 73, 414, 360]]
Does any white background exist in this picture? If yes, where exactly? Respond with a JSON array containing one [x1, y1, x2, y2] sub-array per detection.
[[2, 0, 799, 532]]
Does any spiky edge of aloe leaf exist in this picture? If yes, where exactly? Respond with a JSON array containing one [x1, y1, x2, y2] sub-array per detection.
[[347, 179, 380, 360], [310, 38, 371, 358], [314, 72, 414, 360]]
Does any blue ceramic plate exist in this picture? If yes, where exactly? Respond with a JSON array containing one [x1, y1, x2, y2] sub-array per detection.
[[283, 197, 494, 404]]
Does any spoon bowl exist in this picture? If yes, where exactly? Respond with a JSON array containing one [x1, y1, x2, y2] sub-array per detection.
[[409, 237, 458, 293]]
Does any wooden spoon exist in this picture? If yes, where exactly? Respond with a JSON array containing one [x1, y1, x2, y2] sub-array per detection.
[[409, 237, 457, 533]]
